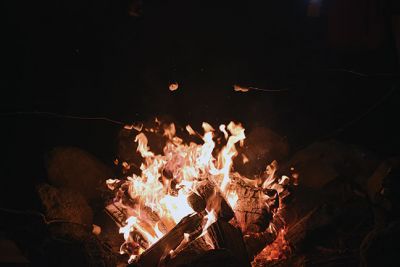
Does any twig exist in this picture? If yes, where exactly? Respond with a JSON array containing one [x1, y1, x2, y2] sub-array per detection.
[[248, 87, 290, 92], [233, 84, 290, 93]]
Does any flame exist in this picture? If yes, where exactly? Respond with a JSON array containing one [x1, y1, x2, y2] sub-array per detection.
[[219, 124, 229, 139], [154, 223, 165, 239], [159, 191, 194, 223], [108, 120, 291, 263], [163, 123, 176, 140], [186, 125, 196, 135], [253, 229, 291, 263], [218, 122, 246, 192], [226, 191, 239, 209], [135, 133, 154, 158], [200, 209, 218, 238], [111, 121, 246, 260], [242, 154, 249, 164]]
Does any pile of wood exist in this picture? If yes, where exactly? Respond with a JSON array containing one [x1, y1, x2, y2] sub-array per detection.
[[104, 168, 292, 267]]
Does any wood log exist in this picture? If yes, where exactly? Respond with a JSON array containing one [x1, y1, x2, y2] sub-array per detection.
[[128, 212, 253, 267], [228, 173, 272, 233], [187, 180, 234, 222], [133, 213, 204, 267], [243, 204, 338, 262], [284, 205, 336, 251], [243, 213, 286, 261], [208, 220, 251, 267]]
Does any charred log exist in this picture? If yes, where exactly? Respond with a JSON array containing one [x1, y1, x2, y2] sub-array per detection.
[[133, 213, 204, 267], [208, 220, 251, 267], [187, 180, 234, 222], [229, 173, 273, 233]]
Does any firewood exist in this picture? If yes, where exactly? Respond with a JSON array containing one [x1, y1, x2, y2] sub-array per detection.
[[208, 220, 252, 267], [243, 213, 286, 260], [162, 248, 237, 267], [132, 213, 204, 267], [284, 204, 338, 252], [187, 192, 206, 213], [132, 212, 252, 267], [228, 173, 272, 233], [187, 180, 234, 222]]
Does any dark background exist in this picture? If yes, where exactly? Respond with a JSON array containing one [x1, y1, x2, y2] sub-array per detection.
[[1, 0, 400, 208]]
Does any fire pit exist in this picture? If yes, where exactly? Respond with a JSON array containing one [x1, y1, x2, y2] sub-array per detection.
[[105, 119, 292, 266], [2, 117, 398, 267]]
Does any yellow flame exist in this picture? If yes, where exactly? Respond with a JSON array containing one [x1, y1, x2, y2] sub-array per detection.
[[160, 191, 194, 224], [163, 123, 176, 140], [226, 191, 239, 209], [219, 124, 229, 139], [112, 121, 252, 260], [135, 133, 154, 158], [186, 125, 196, 135]]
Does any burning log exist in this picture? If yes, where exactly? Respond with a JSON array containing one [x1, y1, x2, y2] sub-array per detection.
[[131, 214, 252, 267], [208, 220, 251, 267], [282, 203, 344, 254], [187, 180, 235, 221], [107, 120, 293, 266], [105, 201, 172, 252], [243, 213, 286, 261], [133, 213, 204, 267], [229, 173, 277, 233]]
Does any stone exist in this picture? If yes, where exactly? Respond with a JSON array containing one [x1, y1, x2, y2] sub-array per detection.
[[285, 140, 378, 189], [37, 183, 93, 226], [46, 147, 114, 201], [14, 184, 118, 267]]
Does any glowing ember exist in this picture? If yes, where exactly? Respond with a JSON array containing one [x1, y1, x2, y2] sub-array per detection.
[[253, 229, 291, 265], [106, 119, 292, 264]]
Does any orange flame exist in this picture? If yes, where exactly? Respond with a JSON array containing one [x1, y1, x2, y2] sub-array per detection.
[[112, 121, 246, 259], [108, 120, 291, 263]]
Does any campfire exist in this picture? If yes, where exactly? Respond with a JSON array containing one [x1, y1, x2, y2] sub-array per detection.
[[3, 116, 393, 267], [105, 119, 292, 266]]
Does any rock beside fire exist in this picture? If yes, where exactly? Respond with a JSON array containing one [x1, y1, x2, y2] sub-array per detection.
[[39, 231, 118, 267], [46, 147, 114, 201], [286, 140, 378, 189], [34, 184, 119, 266], [37, 183, 93, 231]]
